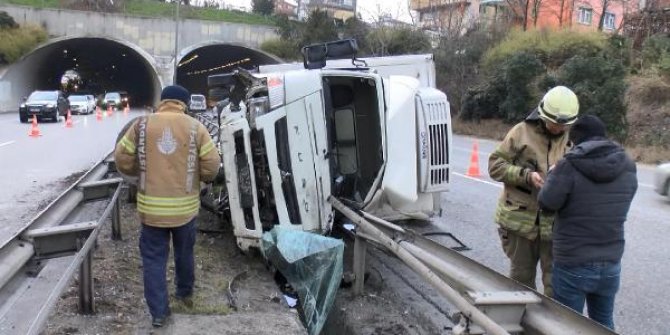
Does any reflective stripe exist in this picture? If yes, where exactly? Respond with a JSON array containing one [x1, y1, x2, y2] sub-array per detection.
[[137, 193, 200, 216], [138, 203, 200, 216], [200, 141, 215, 157], [120, 136, 136, 154]]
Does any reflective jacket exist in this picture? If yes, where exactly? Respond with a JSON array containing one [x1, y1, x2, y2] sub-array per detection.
[[488, 109, 571, 240], [114, 100, 221, 227]]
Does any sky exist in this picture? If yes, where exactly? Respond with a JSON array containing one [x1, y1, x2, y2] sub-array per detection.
[[220, 0, 414, 23]]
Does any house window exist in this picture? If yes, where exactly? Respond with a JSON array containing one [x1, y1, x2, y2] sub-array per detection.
[[604, 12, 615, 29], [578, 7, 592, 25]]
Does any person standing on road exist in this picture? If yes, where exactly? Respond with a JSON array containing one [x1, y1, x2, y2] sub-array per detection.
[[488, 86, 579, 297], [114, 85, 221, 328], [538, 115, 637, 329]]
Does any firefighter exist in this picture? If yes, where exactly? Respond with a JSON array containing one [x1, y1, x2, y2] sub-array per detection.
[[488, 86, 579, 297], [114, 85, 221, 327]]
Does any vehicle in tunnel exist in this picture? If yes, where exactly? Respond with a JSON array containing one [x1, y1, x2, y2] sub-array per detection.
[[0, 37, 162, 112], [202, 40, 452, 251], [103, 92, 124, 109], [19, 90, 69, 123], [189, 94, 207, 113], [67, 94, 94, 115]]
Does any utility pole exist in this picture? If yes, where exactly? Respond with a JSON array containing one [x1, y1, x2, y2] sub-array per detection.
[[173, 0, 180, 85]]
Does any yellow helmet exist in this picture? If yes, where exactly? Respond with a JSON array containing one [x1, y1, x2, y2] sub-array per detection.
[[538, 86, 579, 125]]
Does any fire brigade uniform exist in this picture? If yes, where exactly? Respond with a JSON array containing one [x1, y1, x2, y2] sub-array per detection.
[[114, 86, 220, 327], [488, 86, 578, 297]]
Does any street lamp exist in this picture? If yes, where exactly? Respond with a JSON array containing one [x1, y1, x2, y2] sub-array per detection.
[[172, 0, 180, 85]]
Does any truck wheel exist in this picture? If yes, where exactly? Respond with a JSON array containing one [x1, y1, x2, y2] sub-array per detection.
[[19, 113, 28, 123]]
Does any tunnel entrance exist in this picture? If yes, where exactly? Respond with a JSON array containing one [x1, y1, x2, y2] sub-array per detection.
[[3, 37, 161, 109], [176, 43, 280, 101]]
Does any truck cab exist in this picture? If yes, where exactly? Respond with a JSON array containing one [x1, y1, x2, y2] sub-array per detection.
[[211, 40, 452, 251]]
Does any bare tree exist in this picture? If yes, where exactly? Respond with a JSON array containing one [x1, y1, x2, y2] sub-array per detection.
[[505, 0, 530, 30]]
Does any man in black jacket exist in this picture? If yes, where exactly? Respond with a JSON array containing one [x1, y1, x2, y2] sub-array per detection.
[[538, 115, 637, 330]]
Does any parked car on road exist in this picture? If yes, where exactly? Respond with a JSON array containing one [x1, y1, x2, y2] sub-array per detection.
[[189, 94, 207, 113], [68, 94, 94, 115], [19, 90, 69, 123], [655, 162, 670, 199]]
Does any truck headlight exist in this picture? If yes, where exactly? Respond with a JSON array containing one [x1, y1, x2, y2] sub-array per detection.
[[46, 104, 54, 108], [248, 97, 270, 124], [20, 104, 25, 108]]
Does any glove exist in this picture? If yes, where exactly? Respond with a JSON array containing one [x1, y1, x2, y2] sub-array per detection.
[[214, 167, 226, 184]]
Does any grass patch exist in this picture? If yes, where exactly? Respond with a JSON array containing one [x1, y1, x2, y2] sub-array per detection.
[[0, 24, 47, 63], [4, 0, 276, 26]]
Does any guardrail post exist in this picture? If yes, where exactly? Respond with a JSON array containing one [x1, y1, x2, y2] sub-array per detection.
[[78, 239, 95, 314], [111, 196, 122, 241], [353, 233, 367, 296]]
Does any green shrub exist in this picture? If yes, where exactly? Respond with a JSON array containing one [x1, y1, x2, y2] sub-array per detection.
[[460, 52, 544, 122], [641, 33, 670, 68], [260, 38, 300, 61], [0, 11, 18, 29], [483, 29, 606, 71], [367, 27, 431, 56], [556, 56, 628, 142], [0, 25, 48, 64]]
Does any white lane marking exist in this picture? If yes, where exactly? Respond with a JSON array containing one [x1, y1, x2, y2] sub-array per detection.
[[0, 140, 15, 148], [455, 171, 654, 190], [453, 172, 502, 189]]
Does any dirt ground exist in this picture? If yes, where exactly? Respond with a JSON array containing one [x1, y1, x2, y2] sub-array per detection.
[[42, 188, 305, 335], [38, 186, 446, 335]]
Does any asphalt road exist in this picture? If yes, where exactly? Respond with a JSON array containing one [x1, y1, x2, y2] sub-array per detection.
[[0, 109, 147, 248], [0, 109, 667, 333], [441, 135, 670, 335]]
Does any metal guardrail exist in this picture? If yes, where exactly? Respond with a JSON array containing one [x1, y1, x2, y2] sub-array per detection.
[[0, 153, 123, 335], [329, 196, 618, 335]]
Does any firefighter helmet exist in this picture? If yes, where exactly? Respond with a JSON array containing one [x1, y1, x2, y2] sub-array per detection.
[[538, 86, 579, 125]]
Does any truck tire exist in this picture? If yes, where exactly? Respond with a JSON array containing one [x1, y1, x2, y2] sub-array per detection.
[[19, 113, 28, 123]]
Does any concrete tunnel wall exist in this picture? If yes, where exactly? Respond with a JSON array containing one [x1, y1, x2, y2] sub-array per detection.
[[1, 37, 163, 110], [0, 4, 280, 111]]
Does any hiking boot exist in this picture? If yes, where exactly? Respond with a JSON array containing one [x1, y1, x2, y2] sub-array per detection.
[[151, 310, 171, 328]]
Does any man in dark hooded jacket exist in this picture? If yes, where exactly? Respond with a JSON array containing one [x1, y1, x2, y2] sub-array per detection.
[[538, 115, 637, 330]]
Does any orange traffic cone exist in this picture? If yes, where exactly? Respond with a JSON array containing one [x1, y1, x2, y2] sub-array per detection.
[[96, 106, 103, 121], [65, 110, 73, 128], [107, 105, 113, 117], [466, 141, 481, 178], [28, 115, 42, 137]]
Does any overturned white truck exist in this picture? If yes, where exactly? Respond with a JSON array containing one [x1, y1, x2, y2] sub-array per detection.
[[208, 40, 452, 251]]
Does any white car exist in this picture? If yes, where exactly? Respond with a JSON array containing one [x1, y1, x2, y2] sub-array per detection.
[[67, 94, 93, 115], [189, 94, 207, 113], [654, 162, 670, 199]]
